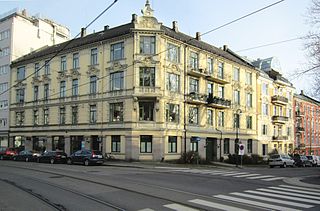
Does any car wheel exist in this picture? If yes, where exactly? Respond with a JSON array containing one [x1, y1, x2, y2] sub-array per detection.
[[269, 165, 274, 168], [84, 160, 89, 166], [303, 163, 306, 167], [13, 157, 16, 161], [67, 158, 72, 165], [50, 158, 55, 164], [282, 163, 287, 168], [0, 155, 3, 160], [25, 157, 29, 162]]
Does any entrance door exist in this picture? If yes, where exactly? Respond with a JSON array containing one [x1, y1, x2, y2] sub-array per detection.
[[206, 138, 217, 161], [91, 136, 99, 151]]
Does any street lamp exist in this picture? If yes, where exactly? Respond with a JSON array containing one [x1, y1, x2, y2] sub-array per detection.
[[216, 128, 222, 162]]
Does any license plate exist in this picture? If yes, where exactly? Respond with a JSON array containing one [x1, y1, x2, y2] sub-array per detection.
[[97, 155, 102, 158], [61, 156, 66, 158]]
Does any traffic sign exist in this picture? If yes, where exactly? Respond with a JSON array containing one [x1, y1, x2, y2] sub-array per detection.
[[238, 144, 245, 155]]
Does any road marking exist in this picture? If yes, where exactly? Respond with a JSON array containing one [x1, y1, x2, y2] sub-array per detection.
[[213, 195, 300, 211], [244, 190, 320, 204], [233, 173, 260, 178], [155, 167, 190, 170], [256, 188, 320, 200], [223, 172, 249, 176], [279, 185, 320, 193], [189, 199, 248, 211], [164, 203, 199, 211], [230, 192, 313, 208], [268, 187, 320, 195], [209, 171, 239, 175], [261, 177, 285, 181], [246, 175, 274, 179], [138, 209, 155, 211]]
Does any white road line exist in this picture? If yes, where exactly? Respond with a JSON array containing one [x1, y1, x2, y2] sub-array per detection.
[[233, 173, 260, 178], [155, 167, 190, 170], [138, 209, 155, 211], [261, 177, 285, 181], [244, 190, 320, 204], [268, 187, 320, 195], [223, 172, 249, 176], [163, 203, 199, 211], [189, 199, 248, 211], [279, 185, 320, 193], [213, 195, 301, 211], [230, 192, 313, 208], [246, 175, 274, 179], [256, 188, 320, 200], [209, 171, 239, 175]]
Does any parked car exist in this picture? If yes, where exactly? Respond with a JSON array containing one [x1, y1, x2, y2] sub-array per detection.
[[269, 154, 295, 168], [0, 147, 18, 160], [293, 154, 312, 167], [37, 151, 67, 164], [13, 150, 40, 162], [306, 155, 318, 167], [67, 149, 104, 166]]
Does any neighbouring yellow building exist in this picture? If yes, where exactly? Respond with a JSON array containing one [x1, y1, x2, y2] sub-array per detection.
[[9, 1, 271, 161]]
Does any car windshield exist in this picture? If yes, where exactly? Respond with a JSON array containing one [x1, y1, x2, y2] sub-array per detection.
[[270, 155, 280, 159]]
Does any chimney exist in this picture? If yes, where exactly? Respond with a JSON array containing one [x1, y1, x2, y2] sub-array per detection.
[[132, 14, 138, 23], [21, 9, 27, 17], [81, 27, 86, 37], [104, 25, 109, 31], [300, 90, 304, 95], [223, 45, 228, 51], [196, 32, 201, 41], [172, 21, 178, 32]]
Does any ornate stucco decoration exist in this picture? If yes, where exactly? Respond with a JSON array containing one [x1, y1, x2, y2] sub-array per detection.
[[70, 68, 81, 79], [31, 76, 42, 85], [245, 85, 254, 93], [86, 65, 100, 76], [133, 0, 162, 31], [57, 71, 69, 80], [106, 61, 128, 73], [42, 74, 51, 82], [134, 56, 159, 66], [232, 81, 241, 90]]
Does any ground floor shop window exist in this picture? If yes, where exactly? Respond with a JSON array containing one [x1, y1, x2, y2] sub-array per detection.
[[168, 136, 177, 153], [224, 138, 230, 154], [262, 144, 268, 156], [52, 136, 65, 151], [140, 135, 152, 153], [190, 141, 198, 152], [111, 135, 120, 152], [70, 136, 83, 154]]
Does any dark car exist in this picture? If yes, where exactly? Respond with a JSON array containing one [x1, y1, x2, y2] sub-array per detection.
[[13, 150, 40, 162], [67, 149, 104, 166], [293, 154, 312, 167], [37, 151, 67, 164], [0, 147, 18, 160]]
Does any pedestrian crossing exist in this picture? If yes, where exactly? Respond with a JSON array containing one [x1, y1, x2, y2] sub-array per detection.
[[161, 168, 286, 182], [139, 184, 320, 211]]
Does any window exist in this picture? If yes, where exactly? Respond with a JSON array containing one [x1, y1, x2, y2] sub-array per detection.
[[234, 90, 240, 105], [110, 103, 123, 122], [17, 66, 25, 80], [168, 136, 177, 153], [139, 102, 154, 121], [60, 56, 67, 71], [140, 67, 155, 87], [0, 29, 10, 40], [218, 111, 224, 127], [140, 36, 155, 54], [190, 141, 198, 152], [262, 124, 268, 135], [90, 76, 97, 94], [110, 71, 124, 91], [207, 58, 213, 74], [189, 78, 199, 93], [218, 86, 224, 98], [233, 67, 240, 81], [262, 83, 268, 95], [0, 100, 8, 109], [287, 127, 291, 137], [73, 53, 79, 69], [207, 109, 213, 126], [16, 111, 25, 126], [218, 62, 224, 79], [44, 60, 50, 75], [72, 106, 78, 125], [189, 107, 198, 124], [111, 135, 121, 152], [33, 110, 39, 125], [59, 107, 66, 125], [33, 86, 39, 101], [90, 105, 97, 123], [166, 104, 179, 123], [44, 84, 49, 101], [246, 116, 252, 129], [34, 63, 40, 77], [0, 65, 9, 75], [190, 52, 198, 69], [16, 88, 25, 103], [167, 43, 180, 63], [166, 73, 180, 92], [246, 93, 252, 107], [0, 47, 9, 57], [91, 48, 98, 65], [60, 81, 66, 97], [247, 139, 252, 154], [262, 144, 267, 156], [208, 83, 213, 95], [224, 138, 230, 154], [0, 82, 8, 93], [246, 72, 252, 85], [140, 135, 152, 153], [43, 108, 49, 125], [111, 42, 124, 60], [234, 113, 240, 128], [72, 79, 78, 96], [262, 103, 268, 115]]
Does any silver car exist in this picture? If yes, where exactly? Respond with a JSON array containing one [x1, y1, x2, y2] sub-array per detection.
[[269, 154, 295, 168]]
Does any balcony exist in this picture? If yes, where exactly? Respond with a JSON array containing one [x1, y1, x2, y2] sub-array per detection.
[[187, 68, 208, 78], [205, 72, 230, 84], [296, 126, 305, 133], [295, 111, 304, 117], [133, 86, 162, 98], [272, 136, 288, 141], [207, 94, 231, 109], [271, 95, 288, 105], [186, 92, 207, 105], [272, 115, 288, 125]]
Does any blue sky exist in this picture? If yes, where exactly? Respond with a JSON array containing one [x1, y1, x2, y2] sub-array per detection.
[[1, 0, 313, 93]]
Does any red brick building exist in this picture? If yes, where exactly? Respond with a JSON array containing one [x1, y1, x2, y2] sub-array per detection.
[[294, 91, 320, 155]]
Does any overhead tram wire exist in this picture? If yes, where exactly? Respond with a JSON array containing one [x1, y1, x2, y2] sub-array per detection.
[[0, 0, 119, 97], [6, 0, 285, 103]]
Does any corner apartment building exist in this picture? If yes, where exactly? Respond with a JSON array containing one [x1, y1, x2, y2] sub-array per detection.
[[254, 57, 295, 157], [9, 2, 259, 161], [294, 91, 320, 155], [0, 8, 70, 147]]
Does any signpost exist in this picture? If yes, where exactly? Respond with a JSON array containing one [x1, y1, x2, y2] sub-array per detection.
[[238, 144, 244, 168]]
